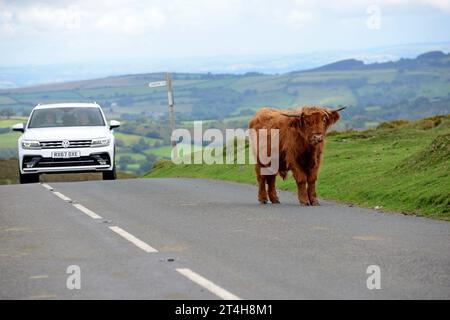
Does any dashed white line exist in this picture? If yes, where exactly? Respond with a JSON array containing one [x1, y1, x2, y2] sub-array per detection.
[[176, 268, 241, 300], [40, 182, 237, 300], [41, 184, 100, 219], [30, 294, 57, 300], [109, 226, 158, 253], [52, 191, 72, 202], [41, 183, 53, 191], [29, 275, 49, 279], [73, 203, 102, 219]]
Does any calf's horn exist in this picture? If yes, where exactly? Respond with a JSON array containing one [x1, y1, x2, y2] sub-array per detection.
[[333, 106, 347, 112]]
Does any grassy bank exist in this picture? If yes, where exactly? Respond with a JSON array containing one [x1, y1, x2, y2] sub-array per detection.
[[145, 115, 450, 220]]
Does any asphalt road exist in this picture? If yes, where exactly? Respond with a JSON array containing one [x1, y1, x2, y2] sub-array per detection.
[[1, 178, 449, 299]]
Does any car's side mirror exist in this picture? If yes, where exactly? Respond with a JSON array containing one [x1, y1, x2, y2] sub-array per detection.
[[12, 123, 24, 133], [109, 120, 120, 130]]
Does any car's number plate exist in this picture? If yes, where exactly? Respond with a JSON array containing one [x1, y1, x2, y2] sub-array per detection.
[[51, 151, 81, 158]]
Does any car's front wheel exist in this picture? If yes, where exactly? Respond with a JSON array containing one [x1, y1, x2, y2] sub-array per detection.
[[19, 172, 40, 184], [103, 166, 116, 180]]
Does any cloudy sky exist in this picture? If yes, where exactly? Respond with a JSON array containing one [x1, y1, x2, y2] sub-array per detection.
[[1, 0, 450, 67]]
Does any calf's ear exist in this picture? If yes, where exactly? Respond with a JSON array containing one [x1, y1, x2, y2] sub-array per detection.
[[327, 107, 346, 125], [328, 111, 340, 125]]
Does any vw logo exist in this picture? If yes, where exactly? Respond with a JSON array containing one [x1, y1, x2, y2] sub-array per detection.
[[61, 140, 70, 148]]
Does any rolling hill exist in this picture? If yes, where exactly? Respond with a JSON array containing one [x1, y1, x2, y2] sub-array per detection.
[[0, 51, 449, 126], [1, 51, 449, 174]]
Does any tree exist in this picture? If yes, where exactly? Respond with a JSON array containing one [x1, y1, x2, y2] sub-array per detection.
[[145, 153, 157, 163], [22, 109, 31, 117], [115, 138, 125, 148], [131, 138, 150, 153], [0, 108, 15, 119], [119, 162, 127, 171], [118, 155, 133, 170]]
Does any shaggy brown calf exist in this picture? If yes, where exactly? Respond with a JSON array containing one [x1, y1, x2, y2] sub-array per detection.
[[248, 106, 345, 206]]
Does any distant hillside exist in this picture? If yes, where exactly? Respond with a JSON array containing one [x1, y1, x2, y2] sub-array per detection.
[[309, 50, 450, 72], [307, 59, 366, 71], [0, 51, 449, 130]]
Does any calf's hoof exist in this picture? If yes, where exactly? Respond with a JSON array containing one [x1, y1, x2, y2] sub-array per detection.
[[310, 200, 320, 206], [259, 199, 268, 204], [271, 199, 280, 204]]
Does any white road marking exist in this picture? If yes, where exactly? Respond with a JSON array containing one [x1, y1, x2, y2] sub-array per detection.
[[109, 226, 158, 253], [30, 294, 57, 299], [176, 268, 241, 300], [29, 275, 49, 279], [352, 235, 384, 241], [73, 203, 102, 219], [53, 191, 72, 202], [41, 183, 53, 191], [41, 182, 236, 302]]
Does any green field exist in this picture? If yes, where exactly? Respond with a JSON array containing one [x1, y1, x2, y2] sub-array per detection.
[[144, 144, 204, 158], [146, 115, 450, 220], [114, 132, 162, 147], [0, 132, 20, 149], [144, 145, 173, 158], [0, 117, 27, 127], [0, 117, 25, 151], [116, 152, 147, 161]]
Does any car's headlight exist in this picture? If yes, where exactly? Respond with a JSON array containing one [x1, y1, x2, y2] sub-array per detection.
[[91, 137, 110, 147], [21, 140, 41, 149]]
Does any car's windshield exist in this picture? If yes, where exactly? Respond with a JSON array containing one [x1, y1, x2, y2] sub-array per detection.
[[28, 107, 105, 128]]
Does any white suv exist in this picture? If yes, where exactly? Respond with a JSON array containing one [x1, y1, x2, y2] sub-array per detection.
[[13, 103, 120, 184]]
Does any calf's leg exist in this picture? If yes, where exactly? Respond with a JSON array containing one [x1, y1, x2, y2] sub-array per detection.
[[266, 175, 280, 204], [307, 181, 319, 206], [307, 169, 320, 206], [292, 168, 309, 206], [255, 165, 268, 204]]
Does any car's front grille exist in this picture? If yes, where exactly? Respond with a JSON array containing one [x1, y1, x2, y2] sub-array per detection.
[[40, 140, 92, 149], [23, 153, 111, 169]]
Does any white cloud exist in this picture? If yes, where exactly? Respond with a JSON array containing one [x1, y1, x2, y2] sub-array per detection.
[[286, 10, 315, 27], [0, 9, 14, 34], [16, 5, 83, 31], [2, 0, 450, 36], [290, 0, 450, 14], [421, 0, 450, 12], [0, 1, 167, 35], [0, 0, 449, 66], [95, 7, 166, 34]]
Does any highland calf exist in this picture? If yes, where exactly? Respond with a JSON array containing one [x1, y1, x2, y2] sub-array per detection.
[[248, 106, 345, 206]]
